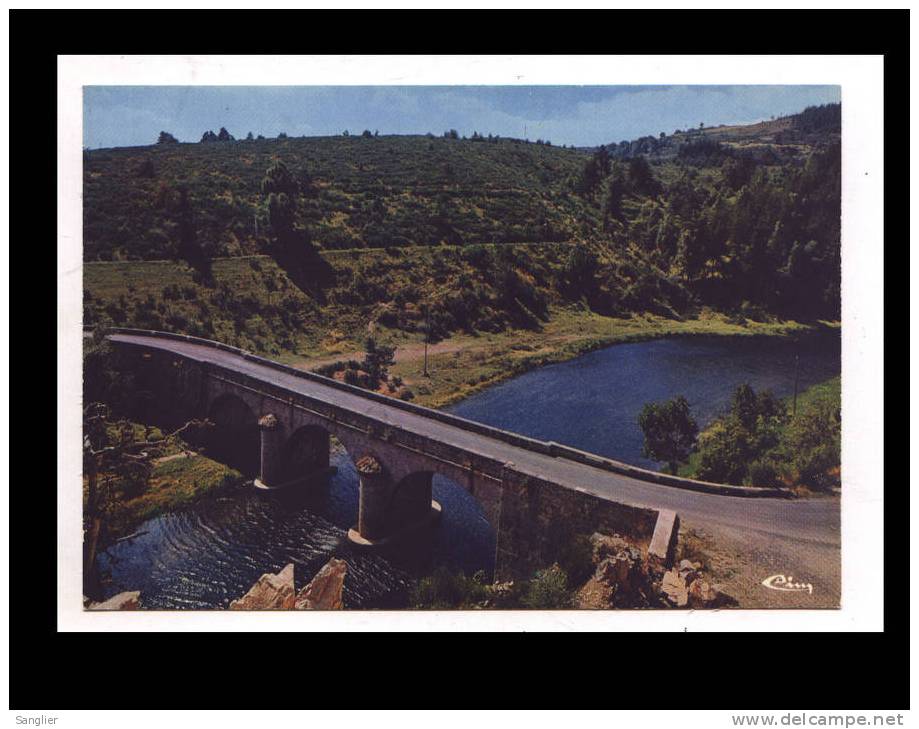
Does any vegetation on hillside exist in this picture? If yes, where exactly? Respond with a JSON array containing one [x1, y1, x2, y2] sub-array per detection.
[[83, 104, 841, 355], [84, 133, 587, 261]]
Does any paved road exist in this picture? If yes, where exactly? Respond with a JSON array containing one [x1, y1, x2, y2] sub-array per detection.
[[110, 333, 840, 548]]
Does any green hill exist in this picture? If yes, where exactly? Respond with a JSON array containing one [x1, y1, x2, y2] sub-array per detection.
[[84, 134, 590, 261], [83, 106, 841, 361]]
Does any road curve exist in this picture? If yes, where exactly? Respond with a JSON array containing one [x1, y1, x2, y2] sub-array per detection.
[[108, 332, 840, 551]]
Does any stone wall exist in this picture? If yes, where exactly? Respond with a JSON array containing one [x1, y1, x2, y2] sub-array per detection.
[[495, 470, 660, 581]]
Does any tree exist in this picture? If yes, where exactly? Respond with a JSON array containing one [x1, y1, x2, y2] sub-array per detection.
[[200, 130, 218, 142], [361, 335, 396, 388], [638, 395, 699, 473], [266, 192, 295, 247], [157, 131, 179, 144], [261, 160, 299, 252], [175, 185, 212, 282], [217, 127, 235, 142], [627, 156, 661, 197], [245, 131, 254, 141], [82, 401, 209, 598], [261, 160, 298, 196], [600, 167, 627, 223], [782, 392, 840, 491], [563, 245, 597, 294]]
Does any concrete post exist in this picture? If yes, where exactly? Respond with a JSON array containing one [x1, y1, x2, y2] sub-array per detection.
[[255, 413, 284, 490], [355, 455, 391, 541]]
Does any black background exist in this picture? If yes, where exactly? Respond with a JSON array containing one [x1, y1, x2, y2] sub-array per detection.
[[10, 8, 905, 710]]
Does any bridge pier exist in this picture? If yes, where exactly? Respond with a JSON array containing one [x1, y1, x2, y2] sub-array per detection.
[[349, 458, 441, 546], [254, 413, 284, 490]]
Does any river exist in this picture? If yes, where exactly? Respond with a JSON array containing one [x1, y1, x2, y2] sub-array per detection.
[[96, 330, 840, 609]]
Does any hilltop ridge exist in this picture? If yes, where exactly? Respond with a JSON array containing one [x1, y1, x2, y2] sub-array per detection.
[[599, 103, 841, 164]]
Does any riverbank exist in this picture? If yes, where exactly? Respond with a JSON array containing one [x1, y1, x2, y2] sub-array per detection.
[[290, 306, 837, 409], [86, 449, 242, 543]]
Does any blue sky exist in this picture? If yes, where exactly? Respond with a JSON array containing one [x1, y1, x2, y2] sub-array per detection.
[[83, 85, 841, 150]]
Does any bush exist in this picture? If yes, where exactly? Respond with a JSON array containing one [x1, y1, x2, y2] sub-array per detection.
[[520, 565, 570, 609], [554, 534, 595, 587], [783, 394, 840, 491], [747, 459, 783, 488], [694, 418, 751, 484], [410, 567, 488, 609]]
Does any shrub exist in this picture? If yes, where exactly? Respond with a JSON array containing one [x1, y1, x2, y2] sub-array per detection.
[[555, 534, 595, 587], [747, 459, 783, 488], [521, 565, 570, 609], [694, 418, 751, 484], [783, 394, 841, 491], [410, 567, 488, 609]]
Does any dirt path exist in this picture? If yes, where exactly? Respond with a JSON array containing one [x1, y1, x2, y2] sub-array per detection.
[[292, 338, 472, 371]]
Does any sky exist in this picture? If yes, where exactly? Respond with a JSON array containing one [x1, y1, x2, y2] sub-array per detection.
[[83, 85, 841, 150]]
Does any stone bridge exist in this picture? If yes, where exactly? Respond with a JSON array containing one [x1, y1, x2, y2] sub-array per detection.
[[103, 329, 684, 579]]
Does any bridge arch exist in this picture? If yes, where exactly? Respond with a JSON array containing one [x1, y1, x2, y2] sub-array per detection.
[[279, 424, 331, 485], [205, 392, 260, 475]]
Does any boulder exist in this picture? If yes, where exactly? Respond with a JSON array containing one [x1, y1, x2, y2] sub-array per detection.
[[230, 563, 296, 610], [87, 591, 141, 611], [687, 578, 723, 608], [661, 569, 689, 608], [594, 544, 653, 608], [590, 532, 632, 564], [678, 559, 701, 585], [295, 558, 347, 610]]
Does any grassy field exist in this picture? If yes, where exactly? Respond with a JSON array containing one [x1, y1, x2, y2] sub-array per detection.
[[87, 452, 241, 541]]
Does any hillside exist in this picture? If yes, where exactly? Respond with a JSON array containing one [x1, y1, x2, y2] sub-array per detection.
[[84, 134, 590, 261], [602, 103, 841, 165], [83, 103, 842, 366]]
